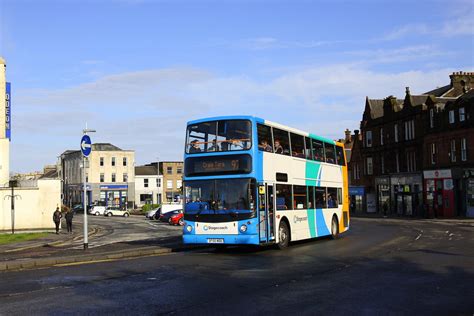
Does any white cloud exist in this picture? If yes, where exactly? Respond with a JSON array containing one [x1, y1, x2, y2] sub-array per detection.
[[10, 63, 461, 172]]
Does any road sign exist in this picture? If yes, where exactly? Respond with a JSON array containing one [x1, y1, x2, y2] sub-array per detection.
[[81, 135, 92, 157]]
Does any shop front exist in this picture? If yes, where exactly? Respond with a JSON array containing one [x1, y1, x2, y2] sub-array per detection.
[[423, 169, 454, 218], [375, 176, 390, 215], [99, 184, 128, 209], [461, 169, 474, 218], [349, 186, 365, 214], [390, 173, 423, 216]]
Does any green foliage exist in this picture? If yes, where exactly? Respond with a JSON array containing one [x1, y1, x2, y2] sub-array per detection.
[[142, 204, 160, 212], [0, 232, 49, 245]]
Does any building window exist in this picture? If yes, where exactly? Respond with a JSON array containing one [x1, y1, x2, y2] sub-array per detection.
[[380, 128, 384, 146], [404, 120, 415, 141], [123, 173, 128, 182], [459, 107, 465, 122], [144, 178, 149, 188], [430, 109, 434, 128], [449, 110, 455, 124], [394, 124, 399, 143], [381, 155, 385, 174], [167, 180, 173, 189], [123, 157, 127, 166], [406, 152, 416, 172], [100, 157, 104, 166], [431, 143, 436, 165], [167, 166, 173, 175], [112, 157, 116, 167], [366, 157, 373, 175], [156, 178, 161, 187], [461, 138, 467, 161], [451, 140, 456, 162], [366, 131, 372, 147], [112, 173, 116, 183], [395, 152, 400, 173], [177, 167, 182, 174], [100, 173, 104, 183], [177, 180, 182, 188]]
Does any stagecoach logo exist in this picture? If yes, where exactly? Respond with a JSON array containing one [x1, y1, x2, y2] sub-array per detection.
[[203, 225, 228, 231], [293, 215, 308, 224]]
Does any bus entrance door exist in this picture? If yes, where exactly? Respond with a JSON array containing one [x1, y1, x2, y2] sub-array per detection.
[[258, 183, 275, 243]]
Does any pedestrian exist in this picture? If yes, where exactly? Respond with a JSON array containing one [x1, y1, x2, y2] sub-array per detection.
[[65, 209, 74, 234], [53, 207, 62, 234]]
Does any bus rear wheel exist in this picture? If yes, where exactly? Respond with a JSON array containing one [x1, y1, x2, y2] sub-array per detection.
[[331, 216, 339, 239], [277, 221, 290, 249]]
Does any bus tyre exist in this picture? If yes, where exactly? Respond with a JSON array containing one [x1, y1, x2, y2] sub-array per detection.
[[331, 216, 339, 239], [277, 221, 290, 249]]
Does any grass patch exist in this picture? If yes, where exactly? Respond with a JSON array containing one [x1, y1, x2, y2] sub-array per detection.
[[0, 232, 50, 245]]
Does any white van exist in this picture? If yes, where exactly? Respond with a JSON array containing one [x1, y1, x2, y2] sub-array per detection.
[[89, 206, 106, 216]]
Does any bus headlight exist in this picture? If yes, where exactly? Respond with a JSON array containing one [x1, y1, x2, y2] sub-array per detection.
[[240, 224, 247, 233], [186, 225, 193, 232]]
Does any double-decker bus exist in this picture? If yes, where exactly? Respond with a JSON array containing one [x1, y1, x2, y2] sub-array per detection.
[[182, 116, 349, 248]]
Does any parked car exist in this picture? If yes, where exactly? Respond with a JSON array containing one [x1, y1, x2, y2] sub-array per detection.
[[168, 211, 184, 226], [105, 206, 130, 217], [145, 207, 160, 220], [159, 210, 182, 222], [89, 206, 106, 216], [72, 204, 91, 214]]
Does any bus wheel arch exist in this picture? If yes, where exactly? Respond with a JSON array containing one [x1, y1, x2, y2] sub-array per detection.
[[277, 217, 291, 249], [331, 214, 339, 239]]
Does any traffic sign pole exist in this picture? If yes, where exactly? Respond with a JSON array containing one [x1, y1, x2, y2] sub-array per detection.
[[81, 131, 95, 250]]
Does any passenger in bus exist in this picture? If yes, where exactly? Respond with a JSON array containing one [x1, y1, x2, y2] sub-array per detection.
[[326, 156, 335, 164], [328, 194, 337, 208], [274, 139, 284, 154], [208, 139, 220, 152], [259, 139, 272, 152], [189, 140, 201, 153]]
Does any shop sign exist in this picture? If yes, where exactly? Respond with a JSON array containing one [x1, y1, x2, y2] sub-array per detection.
[[5, 82, 11, 141], [404, 185, 410, 193], [100, 184, 128, 190], [423, 169, 451, 179], [349, 186, 365, 196]]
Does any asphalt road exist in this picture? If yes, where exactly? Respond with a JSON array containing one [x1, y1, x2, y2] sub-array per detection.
[[61, 214, 183, 249], [0, 218, 473, 315]]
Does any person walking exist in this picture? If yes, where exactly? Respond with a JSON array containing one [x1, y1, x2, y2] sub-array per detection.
[[65, 209, 74, 234], [53, 207, 62, 234]]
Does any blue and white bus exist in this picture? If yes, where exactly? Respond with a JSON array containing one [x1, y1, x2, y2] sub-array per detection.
[[182, 116, 350, 248]]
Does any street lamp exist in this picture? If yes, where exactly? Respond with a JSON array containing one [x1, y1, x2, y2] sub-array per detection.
[[82, 127, 96, 250]]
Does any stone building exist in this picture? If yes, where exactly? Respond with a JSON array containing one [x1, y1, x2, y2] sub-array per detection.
[[60, 143, 135, 209], [160, 161, 183, 203], [350, 71, 474, 217], [134, 163, 163, 207]]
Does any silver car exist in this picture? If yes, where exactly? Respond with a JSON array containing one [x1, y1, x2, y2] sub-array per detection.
[[145, 207, 160, 220]]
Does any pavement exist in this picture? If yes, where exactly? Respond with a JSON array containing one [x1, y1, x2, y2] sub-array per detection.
[[0, 214, 191, 272], [1, 214, 473, 273]]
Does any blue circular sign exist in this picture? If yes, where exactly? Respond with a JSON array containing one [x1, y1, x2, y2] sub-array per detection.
[[81, 135, 92, 157]]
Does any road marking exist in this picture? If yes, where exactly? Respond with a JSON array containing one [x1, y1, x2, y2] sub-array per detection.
[[54, 252, 174, 268]]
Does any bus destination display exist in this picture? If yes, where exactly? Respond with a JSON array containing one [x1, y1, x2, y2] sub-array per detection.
[[185, 155, 252, 176]]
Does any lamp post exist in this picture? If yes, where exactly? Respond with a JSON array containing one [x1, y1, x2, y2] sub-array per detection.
[[3, 180, 21, 234], [82, 127, 96, 250]]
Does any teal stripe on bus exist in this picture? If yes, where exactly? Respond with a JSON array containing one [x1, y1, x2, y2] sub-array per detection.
[[307, 208, 317, 238], [305, 161, 321, 238]]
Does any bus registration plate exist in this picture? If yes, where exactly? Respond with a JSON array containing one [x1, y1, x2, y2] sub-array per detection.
[[207, 238, 224, 244]]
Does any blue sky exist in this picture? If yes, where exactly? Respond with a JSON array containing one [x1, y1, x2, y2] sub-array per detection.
[[1, 0, 473, 172]]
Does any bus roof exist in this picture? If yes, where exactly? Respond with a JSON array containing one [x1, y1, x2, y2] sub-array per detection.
[[186, 115, 339, 145]]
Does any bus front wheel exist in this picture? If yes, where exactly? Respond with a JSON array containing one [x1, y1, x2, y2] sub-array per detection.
[[277, 221, 290, 249]]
